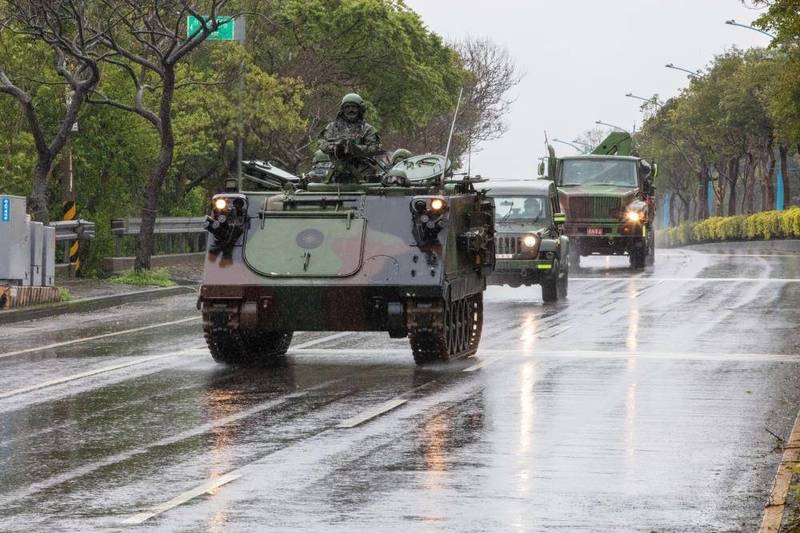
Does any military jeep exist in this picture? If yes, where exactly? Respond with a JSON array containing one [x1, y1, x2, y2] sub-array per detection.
[[477, 179, 569, 302]]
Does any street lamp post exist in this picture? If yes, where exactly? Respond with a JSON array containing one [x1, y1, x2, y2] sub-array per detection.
[[595, 120, 629, 133], [552, 138, 587, 153], [725, 19, 775, 38], [665, 63, 701, 78], [626, 93, 662, 107]]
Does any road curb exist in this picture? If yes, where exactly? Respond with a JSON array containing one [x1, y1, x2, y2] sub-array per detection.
[[760, 408, 800, 533], [0, 285, 197, 325]]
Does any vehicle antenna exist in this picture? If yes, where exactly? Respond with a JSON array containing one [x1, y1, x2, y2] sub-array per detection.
[[441, 87, 464, 184]]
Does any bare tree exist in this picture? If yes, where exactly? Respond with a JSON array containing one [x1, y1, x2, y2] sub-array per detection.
[[383, 36, 522, 164], [0, 1, 102, 222], [454, 37, 522, 151], [82, 0, 232, 271]]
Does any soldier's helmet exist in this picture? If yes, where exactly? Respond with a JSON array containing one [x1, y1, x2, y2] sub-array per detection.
[[312, 149, 331, 164], [391, 148, 413, 165], [341, 93, 365, 109]]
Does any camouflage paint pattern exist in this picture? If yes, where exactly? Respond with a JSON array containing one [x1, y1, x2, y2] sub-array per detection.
[[200, 186, 492, 332]]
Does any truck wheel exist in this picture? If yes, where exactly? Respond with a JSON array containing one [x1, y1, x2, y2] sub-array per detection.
[[569, 249, 580, 270], [646, 233, 655, 266], [204, 327, 293, 365], [629, 248, 646, 269]]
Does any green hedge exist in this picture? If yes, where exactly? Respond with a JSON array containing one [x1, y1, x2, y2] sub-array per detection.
[[656, 207, 800, 247]]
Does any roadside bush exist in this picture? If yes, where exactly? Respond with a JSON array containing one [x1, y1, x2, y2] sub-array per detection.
[[657, 207, 800, 247]]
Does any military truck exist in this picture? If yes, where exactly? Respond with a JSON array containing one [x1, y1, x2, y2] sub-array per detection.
[[198, 153, 495, 366], [477, 179, 569, 302], [542, 132, 656, 269]]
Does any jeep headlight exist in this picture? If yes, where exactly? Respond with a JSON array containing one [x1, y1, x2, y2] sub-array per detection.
[[523, 234, 538, 248]]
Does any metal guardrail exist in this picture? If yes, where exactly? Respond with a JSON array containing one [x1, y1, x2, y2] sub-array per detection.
[[49, 219, 97, 242], [111, 217, 206, 256], [48, 219, 96, 275]]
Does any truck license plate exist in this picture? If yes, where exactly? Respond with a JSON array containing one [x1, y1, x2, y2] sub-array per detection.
[[586, 227, 604, 236], [495, 254, 513, 259]]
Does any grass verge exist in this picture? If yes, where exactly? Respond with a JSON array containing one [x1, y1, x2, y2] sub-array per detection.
[[111, 268, 176, 288]]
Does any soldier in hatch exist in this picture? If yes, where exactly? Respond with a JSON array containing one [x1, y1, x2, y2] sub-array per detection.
[[306, 150, 334, 183], [318, 93, 383, 183], [391, 148, 413, 166]]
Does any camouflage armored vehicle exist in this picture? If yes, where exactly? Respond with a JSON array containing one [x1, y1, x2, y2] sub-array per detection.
[[477, 179, 569, 302], [198, 153, 495, 366], [542, 132, 656, 269]]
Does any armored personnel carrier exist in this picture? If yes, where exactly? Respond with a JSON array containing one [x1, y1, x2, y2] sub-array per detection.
[[198, 154, 495, 366], [478, 179, 569, 302]]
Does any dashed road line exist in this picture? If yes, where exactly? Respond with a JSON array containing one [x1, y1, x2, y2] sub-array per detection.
[[291, 332, 352, 350], [463, 357, 502, 372], [336, 398, 408, 428], [0, 317, 201, 360], [570, 277, 799, 282], [122, 472, 242, 525], [0, 346, 206, 400], [292, 348, 800, 363]]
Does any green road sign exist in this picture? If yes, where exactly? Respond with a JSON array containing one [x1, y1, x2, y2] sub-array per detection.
[[187, 16, 235, 41]]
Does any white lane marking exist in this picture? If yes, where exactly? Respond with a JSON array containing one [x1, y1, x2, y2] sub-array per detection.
[[336, 398, 408, 428], [538, 325, 572, 339], [0, 346, 206, 400], [570, 277, 800, 282], [292, 348, 800, 362], [463, 357, 502, 372], [122, 472, 242, 525], [660, 252, 800, 258], [290, 332, 352, 350], [0, 317, 201, 360]]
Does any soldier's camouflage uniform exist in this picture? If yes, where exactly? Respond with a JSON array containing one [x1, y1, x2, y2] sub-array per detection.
[[318, 102, 382, 183]]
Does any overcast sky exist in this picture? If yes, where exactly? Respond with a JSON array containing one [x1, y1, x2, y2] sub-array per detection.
[[404, 0, 770, 178]]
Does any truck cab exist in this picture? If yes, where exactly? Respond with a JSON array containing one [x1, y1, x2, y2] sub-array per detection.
[[543, 132, 656, 269]]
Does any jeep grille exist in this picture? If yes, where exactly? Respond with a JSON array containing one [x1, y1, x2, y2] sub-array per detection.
[[495, 235, 522, 255]]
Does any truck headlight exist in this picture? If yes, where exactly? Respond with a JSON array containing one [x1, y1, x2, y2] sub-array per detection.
[[214, 197, 228, 211], [523, 234, 537, 248], [625, 210, 642, 223]]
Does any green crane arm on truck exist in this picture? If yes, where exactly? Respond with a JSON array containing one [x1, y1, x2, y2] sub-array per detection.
[[591, 131, 633, 156]]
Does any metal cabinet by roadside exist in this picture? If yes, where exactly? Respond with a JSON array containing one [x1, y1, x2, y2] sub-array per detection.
[[0, 195, 31, 285]]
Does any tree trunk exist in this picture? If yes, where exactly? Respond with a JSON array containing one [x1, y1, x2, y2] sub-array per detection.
[[669, 195, 677, 226], [134, 69, 176, 272], [764, 142, 776, 211], [727, 158, 739, 216], [780, 144, 789, 209], [29, 157, 53, 223], [696, 166, 709, 220]]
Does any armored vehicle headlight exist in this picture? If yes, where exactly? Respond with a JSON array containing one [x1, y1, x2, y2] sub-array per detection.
[[523, 235, 538, 248], [214, 198, 228, 211], [430, 198, 445, 212], [625, 210, 642, 223]]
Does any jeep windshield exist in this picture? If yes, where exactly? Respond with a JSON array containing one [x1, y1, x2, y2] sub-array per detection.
[[494, 196, 550, 225], [561, 159, 637, 187]]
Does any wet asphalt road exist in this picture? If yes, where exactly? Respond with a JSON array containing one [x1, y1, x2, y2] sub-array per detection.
[[1, 242, 799, 532]]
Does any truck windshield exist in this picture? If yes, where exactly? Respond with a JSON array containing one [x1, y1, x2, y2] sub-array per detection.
[[494, 196, 550, 224], [561, 159, 637, 187]]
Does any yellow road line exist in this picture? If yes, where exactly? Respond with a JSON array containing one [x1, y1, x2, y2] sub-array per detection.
[[760, 409, 800, 532]]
